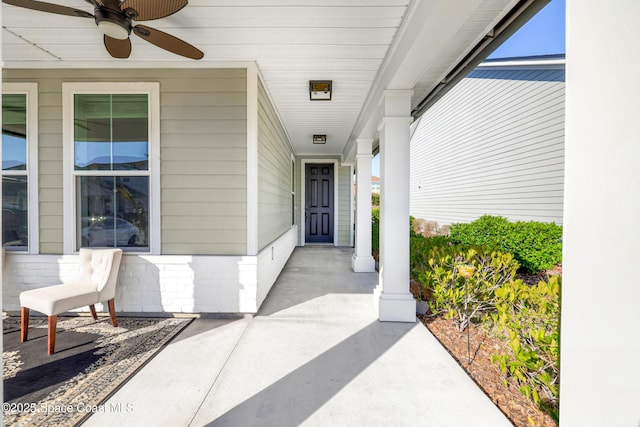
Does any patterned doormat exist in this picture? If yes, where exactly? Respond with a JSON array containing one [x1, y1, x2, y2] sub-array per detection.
[[3, 316, 192, 427]]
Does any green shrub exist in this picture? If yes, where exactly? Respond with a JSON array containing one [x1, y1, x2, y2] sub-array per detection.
[[410, 235, 455, 279], [371, 210, 417, 261], [409, 216, 420, 238], [450, 215, 562, 273], [409, 226, 560, 418], [491, 276, 561, 419], [418, 246, 519, 332], [371, 207, 380, 260], [508, 221, 563, 273], [450, 215, 511, 249], [371, 192, 380, 207]]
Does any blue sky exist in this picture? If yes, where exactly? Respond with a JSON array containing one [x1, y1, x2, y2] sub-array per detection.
[[372, 0, 565, 176], [488, 0, 565, 59]]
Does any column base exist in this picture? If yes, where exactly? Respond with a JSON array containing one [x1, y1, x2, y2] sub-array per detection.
[[373, 282, 383, 311], [352, 254, 376, 273], [374, 292, 416, 323]]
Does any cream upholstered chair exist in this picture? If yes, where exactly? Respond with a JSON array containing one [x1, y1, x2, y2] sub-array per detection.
[[20, 248, 123, 355]]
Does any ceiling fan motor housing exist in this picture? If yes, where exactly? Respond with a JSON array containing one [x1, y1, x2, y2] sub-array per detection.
[[94, 6, 132, 40]]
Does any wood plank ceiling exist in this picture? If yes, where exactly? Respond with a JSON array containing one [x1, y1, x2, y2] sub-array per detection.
[[2, 0, 521, 157]]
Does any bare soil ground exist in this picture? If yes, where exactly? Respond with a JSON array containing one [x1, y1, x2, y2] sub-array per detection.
[[419, 315, 558, 427]]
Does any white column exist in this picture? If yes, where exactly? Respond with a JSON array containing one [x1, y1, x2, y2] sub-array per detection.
[[352, 138, 376, 272], [374, 90, 415, 322], [560, 2, 640, 425]]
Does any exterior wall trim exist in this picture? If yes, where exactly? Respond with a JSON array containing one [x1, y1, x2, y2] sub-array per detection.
[[348, 163, 355, 247], [2, 82, 39, 254], [246, 63, 259, 256], [61, 82, 161, 255], [256, 226, 298, 309]]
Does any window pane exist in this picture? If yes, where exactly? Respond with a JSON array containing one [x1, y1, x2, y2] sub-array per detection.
[[74, 94, 148, 171], [2, 176, 28, 250], [77, 176, 149, 251], [2, 94, 27, 171]]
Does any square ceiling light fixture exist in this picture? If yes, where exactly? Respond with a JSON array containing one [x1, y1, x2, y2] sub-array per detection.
[[309, 80, 332, 100], [313, 134, 327, 144]]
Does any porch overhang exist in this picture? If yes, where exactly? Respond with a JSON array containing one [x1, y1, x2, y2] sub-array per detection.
[[2, 0, 550, 163]]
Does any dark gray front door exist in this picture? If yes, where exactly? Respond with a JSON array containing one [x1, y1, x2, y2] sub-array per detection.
[[305, 163, 334, 243]]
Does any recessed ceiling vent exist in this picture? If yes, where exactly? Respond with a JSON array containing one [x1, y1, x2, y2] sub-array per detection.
[[313, 134, 327, 144]]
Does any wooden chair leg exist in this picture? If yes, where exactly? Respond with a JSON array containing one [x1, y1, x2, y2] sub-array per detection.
[[48, 315, 57, 355], [20, 307, 29, 342], [89, 304, 98, 320], [108, 298, 118, 327]]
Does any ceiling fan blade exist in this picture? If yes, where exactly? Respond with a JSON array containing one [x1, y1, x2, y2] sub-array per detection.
[[3, 0, 93, 18], [133, 25, 203, 60], [120, 0, 187, 21], [104, 35, 132, 59]]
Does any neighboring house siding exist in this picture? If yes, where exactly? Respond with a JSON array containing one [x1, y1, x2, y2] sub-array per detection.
[[257, 79, 293, 251], [409, 62, 565, 226], [3, 68, 248, 255]]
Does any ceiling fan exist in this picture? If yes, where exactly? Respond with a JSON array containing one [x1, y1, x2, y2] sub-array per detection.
[[3, 0, 204, 59]]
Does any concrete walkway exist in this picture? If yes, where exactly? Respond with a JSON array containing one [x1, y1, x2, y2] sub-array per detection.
[[85, 247, 512, 427]]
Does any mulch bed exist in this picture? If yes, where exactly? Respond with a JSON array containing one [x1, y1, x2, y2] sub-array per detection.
[[419, 315, 558, 427]]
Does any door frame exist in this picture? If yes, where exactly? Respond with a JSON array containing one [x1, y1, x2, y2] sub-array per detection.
[[300, 159, 339, 246]]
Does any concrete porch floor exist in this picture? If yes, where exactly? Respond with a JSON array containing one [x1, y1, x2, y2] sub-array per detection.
[[85, 246, 512, 426]]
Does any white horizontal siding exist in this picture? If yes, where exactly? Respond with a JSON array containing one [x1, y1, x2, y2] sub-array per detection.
[[160, 69, 247, 255], [257, 79, 294, 250], [410, 65, 565, 226], [3, 68, 248, 255]]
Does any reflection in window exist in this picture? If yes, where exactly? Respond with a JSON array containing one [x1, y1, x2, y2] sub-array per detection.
[[77, 176, 149, 251], [2, 93, 29, 250], [74, 94, 148, 171], [2, 94, 27, 171], [2, 177, 28, 249]]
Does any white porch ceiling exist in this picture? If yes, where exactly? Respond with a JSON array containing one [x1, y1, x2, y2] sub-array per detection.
[[2, 0, 529, 159]]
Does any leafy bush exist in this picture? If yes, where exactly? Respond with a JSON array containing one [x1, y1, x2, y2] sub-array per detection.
[[409, 229, 561, 419], [450, 215, 512, 249], [491, 276, 561, 419], [410, 235, 455, 275], [450, 215, 562, 273], [409, 216, 420, 238], [371, 209, 418, 261], [372, 207, 380, 260], [410, 236, 460, 303], [371, 192, 380, 207], [409, 235, 456, 297], [416, 245, 519, 332], [507, 221, 563, 273]]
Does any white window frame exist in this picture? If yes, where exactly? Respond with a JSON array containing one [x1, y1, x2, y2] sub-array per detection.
[[62, 82, 160, 254], [2, 82, 39, 254]]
